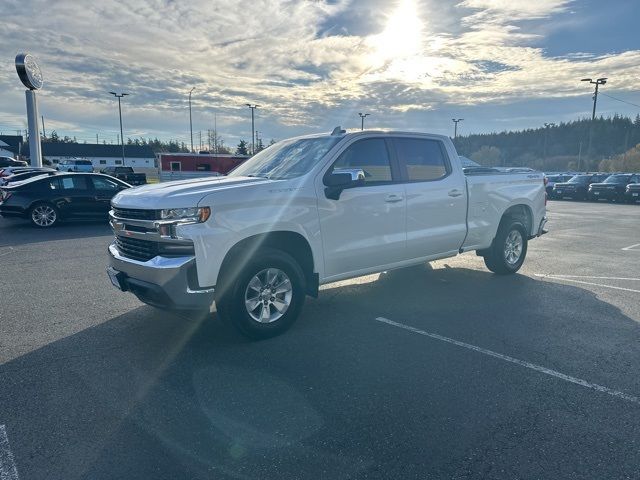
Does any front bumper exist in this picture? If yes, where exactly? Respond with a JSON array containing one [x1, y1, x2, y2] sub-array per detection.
[[589, 189, 621, 200], [107, 243, 214, 311]]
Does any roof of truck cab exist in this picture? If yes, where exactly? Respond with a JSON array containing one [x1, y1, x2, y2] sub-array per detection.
[[289, 129, 451, 142]]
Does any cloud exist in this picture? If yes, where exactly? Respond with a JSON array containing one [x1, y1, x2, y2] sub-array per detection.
[[0, 0, 638, 144]]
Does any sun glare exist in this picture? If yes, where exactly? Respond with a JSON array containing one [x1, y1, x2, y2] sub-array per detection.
[[372, 0, 424, 61]]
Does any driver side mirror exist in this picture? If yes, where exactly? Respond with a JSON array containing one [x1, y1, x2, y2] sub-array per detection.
[[323, 168, 365, 200]]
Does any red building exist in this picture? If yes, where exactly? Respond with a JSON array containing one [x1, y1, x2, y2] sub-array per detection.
[[158, 153, 249, 175]]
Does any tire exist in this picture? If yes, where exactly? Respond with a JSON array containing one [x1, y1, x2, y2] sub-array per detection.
[[483, 220, 528, 275], [29, 202, 59, 228], [216, 248, 306, 340]]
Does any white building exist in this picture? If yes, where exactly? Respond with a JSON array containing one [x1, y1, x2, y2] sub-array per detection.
[[24, 143, 157, 175]]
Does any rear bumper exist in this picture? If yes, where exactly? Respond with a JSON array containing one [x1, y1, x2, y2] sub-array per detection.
[[534, 216, 548, 238], [107, 243, 214, 311]]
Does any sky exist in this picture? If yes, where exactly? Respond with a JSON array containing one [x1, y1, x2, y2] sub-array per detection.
[[1, 0, 639, 149]]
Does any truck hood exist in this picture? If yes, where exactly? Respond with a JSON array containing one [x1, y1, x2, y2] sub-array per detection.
[[112, 175, 272, 209]]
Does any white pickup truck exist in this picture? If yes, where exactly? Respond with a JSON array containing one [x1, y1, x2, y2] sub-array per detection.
[[107, 129, 547, 338]]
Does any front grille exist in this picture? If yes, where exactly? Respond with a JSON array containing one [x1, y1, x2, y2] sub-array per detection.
[[115, 236, 159, 262], [112, 207, 160, 221]]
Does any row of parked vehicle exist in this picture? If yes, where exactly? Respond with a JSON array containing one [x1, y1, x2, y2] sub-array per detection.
[[545, 172, 640, 203], [0, 168, 132, 227]]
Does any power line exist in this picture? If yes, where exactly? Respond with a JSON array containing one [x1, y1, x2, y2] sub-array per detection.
[[599, 92, 640, 110]]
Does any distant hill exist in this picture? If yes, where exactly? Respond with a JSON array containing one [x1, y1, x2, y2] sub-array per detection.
[[453, 115, 640, 172]]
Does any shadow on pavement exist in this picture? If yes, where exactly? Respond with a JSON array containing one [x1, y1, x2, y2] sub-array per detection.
[[0, 217, 111, 247], [1, 265, 639, 479]]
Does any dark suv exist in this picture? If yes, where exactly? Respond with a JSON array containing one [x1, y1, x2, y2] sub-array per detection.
[[552, 174, 608, 201], [625, 182, 640, 203], [588, 174, 640, 202]]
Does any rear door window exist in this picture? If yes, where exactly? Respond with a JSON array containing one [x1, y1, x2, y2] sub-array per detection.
[[394, 138, 450, 182], [50, 176, 90, 190]]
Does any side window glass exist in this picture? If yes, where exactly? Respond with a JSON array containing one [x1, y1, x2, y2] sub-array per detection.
[[92, 177, 120, 190], [396, 138, 449, 181], [332, 138, 392, 184], [60, 176, 89, 190]]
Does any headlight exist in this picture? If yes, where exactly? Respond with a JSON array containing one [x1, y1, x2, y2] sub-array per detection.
[[160, 207, 211, 223]]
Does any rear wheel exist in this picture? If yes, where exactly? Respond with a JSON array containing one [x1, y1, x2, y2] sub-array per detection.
[[483, 221, 528, 275], [30, 202, 59, 228], [216, 248, 306, 339]]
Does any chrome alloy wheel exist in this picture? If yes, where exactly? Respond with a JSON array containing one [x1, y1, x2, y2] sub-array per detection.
[[504, 229, 523, 266], [244, 268, 293, 323], [31, 205, 57, 227]]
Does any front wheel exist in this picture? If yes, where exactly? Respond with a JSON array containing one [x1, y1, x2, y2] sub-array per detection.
[[216, 248, 306, 339], [30, 202, 59, 228], [483, 221, 528, 275]]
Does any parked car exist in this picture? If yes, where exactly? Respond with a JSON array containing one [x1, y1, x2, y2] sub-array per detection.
[[0, 166, 53, 180], [100, 166, 147, 186], [0, 168, 57, 186], [55, 158, 94, 173], [588, 174, 640, 202], [0, 173, 130, 227], [552, 174, 609, 201], [0, 156, 28, 168], [625, 182, 640, 203], [545, 174, 574, 198], [107, 128, 547, 339]]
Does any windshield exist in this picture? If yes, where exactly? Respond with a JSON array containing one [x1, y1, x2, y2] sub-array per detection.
[[229, 137, 341, 180], [604, 175, 630, 184]]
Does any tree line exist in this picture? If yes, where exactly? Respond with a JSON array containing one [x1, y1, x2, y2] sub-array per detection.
[[454, 114, 640, 172], [42, 130, 276, 157]]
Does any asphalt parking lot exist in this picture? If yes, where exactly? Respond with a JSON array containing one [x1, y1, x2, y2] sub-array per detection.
[[0, 200, 639, 479]]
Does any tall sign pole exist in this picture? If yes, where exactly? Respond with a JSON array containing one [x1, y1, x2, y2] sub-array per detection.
[[15, 53, 44, 167]]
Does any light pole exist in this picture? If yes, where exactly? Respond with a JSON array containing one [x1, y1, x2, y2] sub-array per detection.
[[543, 122, 555, 161], [189, 87, 195, 153], [245, 104, 259, 155], [358, 113, 370, 130], [109, 92, 129, 166], [581, 77, 607, 120], [452, 118, 463, 139]]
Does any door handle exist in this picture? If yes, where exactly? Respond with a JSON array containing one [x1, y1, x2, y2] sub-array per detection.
[[384, 194, 404, 203], [448, 189, 463, 197]]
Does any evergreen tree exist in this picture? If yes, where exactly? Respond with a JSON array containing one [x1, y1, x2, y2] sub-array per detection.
[[236, 139, 249, 156]]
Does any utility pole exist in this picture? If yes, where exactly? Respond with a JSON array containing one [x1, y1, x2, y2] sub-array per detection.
[[41, 115, 46, 139], [581, 77, 606, 161], [189, 87, 195, 153], [581, 77, 607, 121], [543, 122, 555, 161], [245, 104, 259, 155], [96, 133, 99, 144], [452, 118, 463, 139], [109, 92, 129, 167], [577, 142, 582, 171], [199, 130, 202, 152], [359, 112, 370, 130]]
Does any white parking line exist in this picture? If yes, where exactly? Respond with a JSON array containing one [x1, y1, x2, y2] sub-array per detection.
[[375, 317, 640, 405], [534, 274, 640, 294], [0, 425, 19, 480], [538, 275, 640, 281], [622, 243, 640, 251]]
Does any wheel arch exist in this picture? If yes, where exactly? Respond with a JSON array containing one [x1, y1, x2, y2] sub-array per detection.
[[499, 203, 533, 237], [216, 231, 318, 302]]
